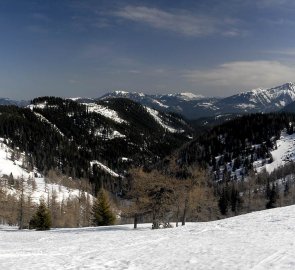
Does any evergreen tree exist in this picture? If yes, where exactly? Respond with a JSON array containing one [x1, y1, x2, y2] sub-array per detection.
[[266, 184, 278, 209], [92, 189, 116, 226], [29, 200, 52, 230], [218, 187, 228, 215]]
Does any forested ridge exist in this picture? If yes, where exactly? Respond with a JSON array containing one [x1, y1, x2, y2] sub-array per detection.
[[0, 97, 192, 191], [176, 113, 295, 180]]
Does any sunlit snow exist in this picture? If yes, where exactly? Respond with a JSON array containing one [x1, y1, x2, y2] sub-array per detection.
[[84, 103, 127, 124], [1, 206, 295, 269]]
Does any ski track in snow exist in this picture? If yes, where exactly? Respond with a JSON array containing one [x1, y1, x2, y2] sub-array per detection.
[[1, 206, 295, 269]]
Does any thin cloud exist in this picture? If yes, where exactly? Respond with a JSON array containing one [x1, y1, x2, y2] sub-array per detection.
[[115, 6, 242, 37], [265, 48, 295, 56], [184, 61, 295, 91]]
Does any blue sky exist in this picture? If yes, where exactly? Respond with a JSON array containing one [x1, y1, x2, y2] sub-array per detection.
[[1, 0, 295, 99]]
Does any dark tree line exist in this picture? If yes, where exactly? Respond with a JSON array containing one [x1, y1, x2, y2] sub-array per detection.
[[0, 97, 191, 193]]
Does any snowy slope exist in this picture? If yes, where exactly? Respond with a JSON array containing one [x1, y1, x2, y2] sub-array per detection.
[[218, 82, 295, 113], [33, 112, 65, 137], [256, 132, 295, 173], [90, 160, 121, 178], [83, 103, 127, 124], [1, 205, 295, 269], [0, 138, 91, 204], [145, 107, 183, 133]]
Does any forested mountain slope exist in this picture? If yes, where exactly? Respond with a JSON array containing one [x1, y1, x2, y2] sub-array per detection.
[[168, 113, 295, 181], [0, 97, 192, 192]]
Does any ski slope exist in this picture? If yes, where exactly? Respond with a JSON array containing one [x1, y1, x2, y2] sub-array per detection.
[[1, 205, 295, 269]]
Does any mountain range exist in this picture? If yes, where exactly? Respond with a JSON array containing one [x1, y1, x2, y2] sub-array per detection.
[[3, 82, 295, 120], [97, 82, 295, 119], [0, 96, 192, 193]]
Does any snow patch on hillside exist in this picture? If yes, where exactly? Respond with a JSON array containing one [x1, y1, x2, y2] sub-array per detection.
[[152, 99, 169, 108], [2, 205, 295, 269], [196, 102, 219, 110], [145, 107, 182, 133], [84, 103, 127, 124], [90, 160, 120, 178], [235, 103, 257, 109], [94, 128, 126, 140], [256, 132, 295, 173], [0, 138, 30, 179], [34, 112, 65, 137], [28, 102, 58, 110], [0, 138, 91, 204], [175, 92, 204, 100]]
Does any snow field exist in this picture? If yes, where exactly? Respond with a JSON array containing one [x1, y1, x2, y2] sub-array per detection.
[[1, 205, 295, 269], [145, 106, 183, 133], [84, 103, 127, 124], [257, 132, 295, 173]]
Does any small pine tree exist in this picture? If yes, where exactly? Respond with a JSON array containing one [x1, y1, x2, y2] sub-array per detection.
[[92, 189, 116, 226], [29, 201, 52, 230]]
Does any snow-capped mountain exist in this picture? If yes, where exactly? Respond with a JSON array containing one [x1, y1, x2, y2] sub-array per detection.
[[99, 91, 219, 119], [217, 82, 295, 113], [98, 83, 295, 119], [3, 82, 295, 120]]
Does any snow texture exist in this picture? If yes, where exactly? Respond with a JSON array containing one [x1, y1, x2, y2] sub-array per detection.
[[90, 160, 120, 178], [145, 107, 181, 133], [94, 128, 126, 140], [1, 205, 295, 269], [257, 132, 295, 173], [0, 138, 90, 204], [84, 103, 127, 124]]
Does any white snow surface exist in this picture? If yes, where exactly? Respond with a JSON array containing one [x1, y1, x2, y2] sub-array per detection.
[[256, 132, 295, 173], [90, 160, 120, 178], [1, 205, 295, 269], [0, 138, 31, 179], [94, 127, 126, 140], [240, 82, 295, 108], [0, 138, 90, 204], [145, 107, 181, 133], [174, 92, 204, 100], [84, 103, 127, 124]]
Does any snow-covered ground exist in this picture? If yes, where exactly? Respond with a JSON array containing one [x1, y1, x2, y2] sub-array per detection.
[[256, 132, 295, 173], [0, 138, 91, 203], [145, 106, 183, 133], [1, 206, 295, 269], [90, 160, 120, 178], [84, 103, 127, 124]]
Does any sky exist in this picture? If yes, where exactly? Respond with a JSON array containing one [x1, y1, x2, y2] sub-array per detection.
[[1, 0, 295, 99]]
